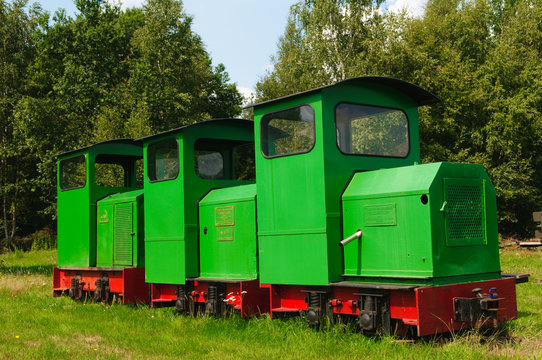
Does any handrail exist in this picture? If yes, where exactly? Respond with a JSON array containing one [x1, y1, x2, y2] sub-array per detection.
[[340, 230, 362, 247], [340, 230, 362, 276]]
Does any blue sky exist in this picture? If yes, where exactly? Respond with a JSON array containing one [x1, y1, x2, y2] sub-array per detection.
[[36, 0, 427, 99]]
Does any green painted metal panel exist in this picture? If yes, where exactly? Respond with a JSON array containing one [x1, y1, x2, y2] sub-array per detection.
[[254, 94, 330, 286], [57, 154, 91, 267], [341, 162, 501, 285], [114, 203, 133, 266], [145, 240, 185, 284], [429, 163, 500, 281], [96, 190, 144, 267], [96, 202, 114, 266], [342, 194, 433, 278], [144, 136, 185, 284], [258, 234, 330, 285], [199, 184, 257, 280]]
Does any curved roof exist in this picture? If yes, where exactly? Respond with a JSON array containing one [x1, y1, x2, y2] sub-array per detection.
[[245, 76, 441, 109], [57, 139, 138, 158], [136, 118, 254, 142], [57, 118, 254, 157]]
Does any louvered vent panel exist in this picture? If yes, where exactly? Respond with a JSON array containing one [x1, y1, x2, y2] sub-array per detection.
[[114, 203, 133, 266], [445, 181, 485, 244]]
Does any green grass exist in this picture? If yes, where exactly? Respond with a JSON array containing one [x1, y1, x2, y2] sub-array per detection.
[[0, 248, 540, 359], [0, 249, 56, 276]]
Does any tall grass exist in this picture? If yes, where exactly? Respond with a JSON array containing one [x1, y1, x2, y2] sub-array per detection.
[[0, 249, 539, 359]]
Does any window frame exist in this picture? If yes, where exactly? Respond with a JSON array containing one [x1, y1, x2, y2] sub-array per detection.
[[334, 102, 411, 159], [59, 154, 87, 191], [146, 137, 180, 183], [260, 103, 316, 159]]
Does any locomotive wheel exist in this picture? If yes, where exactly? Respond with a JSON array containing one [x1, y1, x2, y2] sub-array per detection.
[[305, 290, 332, 330], [175, 285, 191, 315], [392, 319, 409, 338], [188, 295, 196, 317], [69, 274, 83, 300], [390, 319, 417, 339]]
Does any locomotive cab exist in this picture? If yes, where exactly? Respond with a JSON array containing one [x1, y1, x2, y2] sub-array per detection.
[[54, 140, 149, 304], [56, 140, 143, 267], [139, 119, 256, 306], [252, 77, 440, 286]]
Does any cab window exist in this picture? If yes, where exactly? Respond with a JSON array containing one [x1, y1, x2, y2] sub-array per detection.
[[95, 154, 142, 188], [147, 138, 179, 182], [59, 155, 86, 190], [195, 150, 224, 179], [194, 139, 255, 181], [261, 105, 315, 157], [335, 103, 409, 158]]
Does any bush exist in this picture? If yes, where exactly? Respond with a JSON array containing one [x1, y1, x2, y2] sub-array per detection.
[[30, 228, 56, 251]]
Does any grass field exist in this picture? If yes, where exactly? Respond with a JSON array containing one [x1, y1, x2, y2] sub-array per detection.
[[0, 247, 540, 359]]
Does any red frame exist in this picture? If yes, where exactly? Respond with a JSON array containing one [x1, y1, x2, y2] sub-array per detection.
[[263, 277, 518, 336], [53, 266, 149, 305], [151, 280, 270, 317], [53, 267, 518, 336]]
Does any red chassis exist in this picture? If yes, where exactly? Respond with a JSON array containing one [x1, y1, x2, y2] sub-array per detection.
[[263, 276, 521, 337], [150, 279, 270, 318], [53, 266, 149, 305], [53, 267, 524, 337]]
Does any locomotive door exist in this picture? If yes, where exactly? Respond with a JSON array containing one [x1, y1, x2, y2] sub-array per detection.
[[114, 202, 134, 266]]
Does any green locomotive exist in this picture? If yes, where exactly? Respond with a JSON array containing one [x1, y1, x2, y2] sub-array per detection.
[[53, 77, 526, 336]]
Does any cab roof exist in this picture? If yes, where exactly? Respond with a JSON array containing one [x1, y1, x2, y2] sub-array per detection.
[[57, 118, 254, 158], [136, 118, 253, 142], [57, 139, 138, 158], [245, 76, 441, 109]]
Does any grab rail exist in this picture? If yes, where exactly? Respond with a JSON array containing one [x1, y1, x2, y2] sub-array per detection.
[[340, 230, 362, 276]]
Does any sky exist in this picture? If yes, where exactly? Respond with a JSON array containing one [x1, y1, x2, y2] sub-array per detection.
[[37, 0, 428, 99]]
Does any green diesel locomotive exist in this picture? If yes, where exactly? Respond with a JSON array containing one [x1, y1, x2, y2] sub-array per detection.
[[53, 77, 527, 336]]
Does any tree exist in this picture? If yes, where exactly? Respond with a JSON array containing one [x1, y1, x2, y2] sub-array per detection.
[[4, 0, 243, 247], [257, 0, 542, 236], [127, 0, 241, 135], [0, 0, 48, 248], [256, 0, 386, 100], [476, 0, 542, 234]]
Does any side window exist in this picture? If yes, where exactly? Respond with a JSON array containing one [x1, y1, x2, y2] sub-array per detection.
[[135, 158, 144, 187], [233, 142, 255, 181], [261, 105, 315, 157], [335, 103, 409, 158], [94, 154, 142, 188], [147, 138, 179, 182], [59, 155, 86, 190], [95, 163, 125, 187]]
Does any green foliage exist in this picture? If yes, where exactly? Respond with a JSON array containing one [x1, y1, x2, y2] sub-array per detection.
[[2, 0, 541, 239], [0, 0, 242, 246], [0, 0, 49, 248], [256, 0, 386, 100], [258, 0, 542, 237], [29, 227, 56, 251]]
